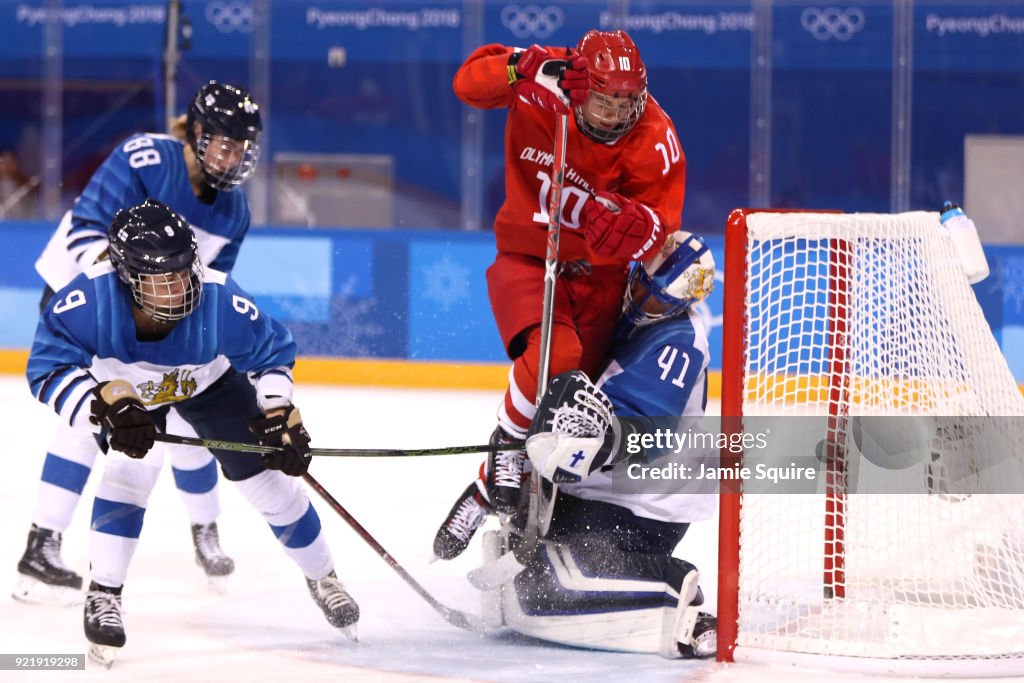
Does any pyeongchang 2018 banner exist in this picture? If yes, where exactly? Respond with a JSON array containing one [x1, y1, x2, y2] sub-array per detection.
[[916, 2, 1024, 72], [1, 1, 165, 59], [272, 1, 463, 62]]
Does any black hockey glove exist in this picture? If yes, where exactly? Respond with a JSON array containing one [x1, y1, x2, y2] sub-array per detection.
[[249, 405, 312, 476], [89, 380, 156, 459]]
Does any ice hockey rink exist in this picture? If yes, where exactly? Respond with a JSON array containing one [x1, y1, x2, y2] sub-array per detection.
[[0, 376, 1016, 683]]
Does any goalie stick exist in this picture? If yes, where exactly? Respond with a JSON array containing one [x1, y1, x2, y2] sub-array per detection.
[[153, 432, 521, 458], [302, 472, 488, 634]]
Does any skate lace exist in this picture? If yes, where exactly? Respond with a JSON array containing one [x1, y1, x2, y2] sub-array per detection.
[[88, 592, 123, 629], [317, 576, 356, 612], [193, 524, 225, 559], [552, 388, 612, 439], [492, 448, 525, 487], [447, 495, 487, 542]]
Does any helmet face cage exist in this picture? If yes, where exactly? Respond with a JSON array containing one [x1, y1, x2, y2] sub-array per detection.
[[575, 89, 648, 144], [574, 30, 648, 143], [623, 231, 715, 327], [186, 81, 262, 191], [108, 200, 203, 323], [127, 263, 203, 323], [194, 133, 260, 191]]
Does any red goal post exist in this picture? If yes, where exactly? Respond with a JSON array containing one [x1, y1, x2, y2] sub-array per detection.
[[715, 208, 1024, 676]]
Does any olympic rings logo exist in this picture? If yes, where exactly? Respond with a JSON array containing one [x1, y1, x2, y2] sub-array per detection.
[[205, 0, 252, 34], [500, 5, 563, 40], [801, 7, 865, 42]]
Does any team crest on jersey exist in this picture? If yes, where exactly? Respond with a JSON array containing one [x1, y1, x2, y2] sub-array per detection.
[[137, 369, 198, 405]]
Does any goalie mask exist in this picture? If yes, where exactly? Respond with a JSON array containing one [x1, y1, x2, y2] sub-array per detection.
[[186, 81, 262, 191], [108, 199, 203, 323], [623, 230, 715, 327], [574, 30, 648, 144]]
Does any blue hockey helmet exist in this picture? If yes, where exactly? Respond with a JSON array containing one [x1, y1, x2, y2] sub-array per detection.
[[186, 81, 262, 191], [623, 230, 715, 326], [108, 199, 202, 322]]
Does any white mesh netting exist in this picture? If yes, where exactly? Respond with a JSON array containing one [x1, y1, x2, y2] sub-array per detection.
[[733, 211, 1024, 671]]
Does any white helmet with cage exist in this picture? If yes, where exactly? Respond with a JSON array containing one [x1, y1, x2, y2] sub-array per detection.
[[623, 230, 715, 327]]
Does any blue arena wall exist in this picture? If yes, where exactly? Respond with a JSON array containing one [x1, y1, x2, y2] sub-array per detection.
[[4, 220, 1024, 384], [2, 1, 1023, 232]]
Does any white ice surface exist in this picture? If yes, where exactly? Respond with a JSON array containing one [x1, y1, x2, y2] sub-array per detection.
[[0, 377, 1018, 682]]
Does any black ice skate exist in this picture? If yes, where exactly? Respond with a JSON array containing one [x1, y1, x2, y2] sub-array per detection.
[[678, 612, 717, 659], [12, 523, 83, 606], [307, 571, 359, 641], [191, 522, 234, 592], [84, 582, 125, 669], [433, 482, 492, 560], [486, 426, 525, 515]]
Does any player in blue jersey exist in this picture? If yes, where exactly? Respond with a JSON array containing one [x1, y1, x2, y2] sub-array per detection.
[[16, 81, 261, 603], [27, 200, 359, 666], [436, 231, 718, 657]]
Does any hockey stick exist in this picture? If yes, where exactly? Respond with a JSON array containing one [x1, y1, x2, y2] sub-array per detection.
[[468, 113, 570, 585], [153, 432, 520, 458], [508, 111, 570, 567], [302, 472, 487, 634]]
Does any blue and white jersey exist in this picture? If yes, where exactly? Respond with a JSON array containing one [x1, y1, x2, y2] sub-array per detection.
[[35, 133, 251, 291], [27, 262, 294, 430], [559, 310, 714, 524]]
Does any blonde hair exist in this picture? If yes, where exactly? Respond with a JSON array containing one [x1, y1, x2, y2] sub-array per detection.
[[169, 114, 188, 142]]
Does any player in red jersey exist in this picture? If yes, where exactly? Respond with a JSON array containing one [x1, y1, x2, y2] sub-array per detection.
[[434, 30, 687, 556]]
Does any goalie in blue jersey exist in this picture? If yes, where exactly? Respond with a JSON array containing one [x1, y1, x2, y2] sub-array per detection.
[[17, 81, 261, 604], [438, 230, 718, 658], [27, 200, 359, 666]]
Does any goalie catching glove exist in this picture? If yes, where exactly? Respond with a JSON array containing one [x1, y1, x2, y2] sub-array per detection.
[[582, 191, 663, 261], [249, 405, 312, 476], [507, 45, 589, 114], [526, 370, 617, 483], [90, 380, 157, 459]]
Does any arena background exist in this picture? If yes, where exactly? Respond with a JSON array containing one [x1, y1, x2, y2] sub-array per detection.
[[1, 0, 1023, 389]]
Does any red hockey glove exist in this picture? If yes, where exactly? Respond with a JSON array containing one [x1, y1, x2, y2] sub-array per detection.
[[507, 45, 590, 114], [581, 192, 663, 260]]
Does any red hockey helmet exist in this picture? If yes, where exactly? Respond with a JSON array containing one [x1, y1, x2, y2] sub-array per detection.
[[574, 30, 648, 143]]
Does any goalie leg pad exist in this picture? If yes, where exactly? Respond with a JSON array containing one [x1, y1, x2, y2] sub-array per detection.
[[479, 530, 507, 628], [659, 568, 717, 659], [501, 537, 693, 654]]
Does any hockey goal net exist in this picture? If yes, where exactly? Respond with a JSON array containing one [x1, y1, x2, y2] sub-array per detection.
[[716, 209, 1024, 676]]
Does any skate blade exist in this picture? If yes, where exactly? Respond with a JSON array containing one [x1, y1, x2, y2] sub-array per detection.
[[11, 575, 83, 607], [339, 624, 358, 642], [207, 575, 228, 595], [88, 643, 118, 669]]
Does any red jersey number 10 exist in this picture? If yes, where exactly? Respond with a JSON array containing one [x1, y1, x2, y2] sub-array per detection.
[[531, 170, 590, 229]]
